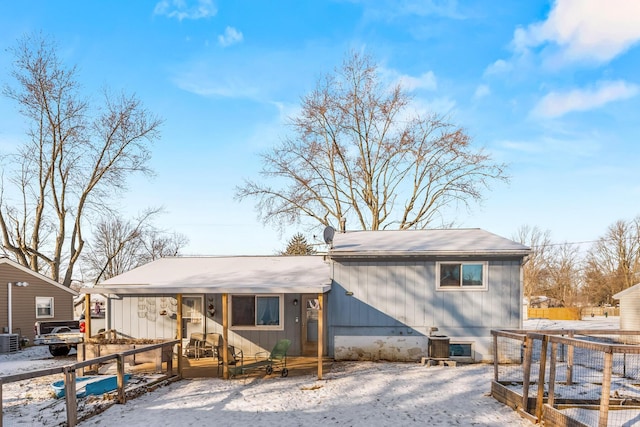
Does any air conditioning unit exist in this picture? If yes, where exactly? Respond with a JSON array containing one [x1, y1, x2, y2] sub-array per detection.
[[428, 335, 450, 359], [0, 334, 19, 353]]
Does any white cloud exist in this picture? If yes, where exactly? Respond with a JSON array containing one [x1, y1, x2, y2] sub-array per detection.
[[483, 59, 512, 76], [398, 71, 437, 91], [498, 135, 601, 158], [153, 0, 217, 21], [218, 26, 243, 47], [514, 0, 640, 64], [473, 84, 490, 99], [531, 80, 639, 118]]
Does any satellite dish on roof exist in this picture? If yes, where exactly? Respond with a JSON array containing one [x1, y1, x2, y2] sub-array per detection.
[[323, 226, 335, 245]]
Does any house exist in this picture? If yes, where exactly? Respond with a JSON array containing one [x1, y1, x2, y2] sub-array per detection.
[[614, 283, 640, 333], [90, 256, 331, 359], [73, 293, 107, 334], [327, 229, 530, 362], [84, 228, 529, 366], [0, 257, 77, 347]]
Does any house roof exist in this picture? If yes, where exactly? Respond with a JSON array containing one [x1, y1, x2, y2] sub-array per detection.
[[83, 255, 332, 295], [329, 228, 530, 258], [0, 256, 78, 295], [613, 283, 640, 300]]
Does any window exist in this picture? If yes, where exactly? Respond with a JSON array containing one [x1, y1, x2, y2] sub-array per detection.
[[36, 297, 54, 318], [230, 294, 283, 330], [449, 343, 473, 358], [437, 262, 487, 290]]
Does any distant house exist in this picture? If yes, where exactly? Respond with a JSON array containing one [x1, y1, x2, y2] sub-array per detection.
[[0, 257, 77, 346], [528, 295, 564, 308], [85, 228, 529, 364], [614, 283, 640, 331]]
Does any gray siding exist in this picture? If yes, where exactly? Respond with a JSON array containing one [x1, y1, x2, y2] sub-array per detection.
[[327, 258, 523, 361], [107, 293, 304, 357]]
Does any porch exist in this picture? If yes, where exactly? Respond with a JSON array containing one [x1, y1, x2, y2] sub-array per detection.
[[179, 354, 335, 379]]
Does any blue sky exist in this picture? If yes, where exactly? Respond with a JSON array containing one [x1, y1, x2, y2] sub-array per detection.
[[1, 0, 639, 256]]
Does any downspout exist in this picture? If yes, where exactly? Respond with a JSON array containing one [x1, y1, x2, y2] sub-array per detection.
[[7, 283, 12, 334], [520, 254, 531, 329], [317, 293, 324, 380]]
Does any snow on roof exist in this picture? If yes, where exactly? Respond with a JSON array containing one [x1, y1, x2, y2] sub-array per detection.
[[329, 228, 530, 257], [87, 255, 332, 295], [613, 282, 640, 300]]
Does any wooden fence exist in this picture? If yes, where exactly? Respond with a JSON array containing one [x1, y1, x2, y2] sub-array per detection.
[[0, 339, 179, 427], [527, 307, 619, 320], [492, 329, 640, 427]]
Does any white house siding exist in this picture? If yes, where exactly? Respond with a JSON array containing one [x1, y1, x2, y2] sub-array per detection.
[[328, 258, 522, 362], [109, 296, 177, 340], [617, 286, 640, 343]]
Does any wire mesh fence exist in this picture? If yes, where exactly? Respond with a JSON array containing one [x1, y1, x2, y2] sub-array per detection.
[[492, 329, 640, 427]]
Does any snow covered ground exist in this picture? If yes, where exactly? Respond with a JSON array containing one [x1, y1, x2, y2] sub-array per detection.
[[0, 317, 619, 426]]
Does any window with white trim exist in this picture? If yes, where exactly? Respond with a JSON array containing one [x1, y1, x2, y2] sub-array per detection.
[[230, 294, 283, 330], [436, 262, 487, 290], [36, 296, 55, 318]]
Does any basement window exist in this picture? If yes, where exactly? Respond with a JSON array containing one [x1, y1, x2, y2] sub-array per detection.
[[230, 294, 283, 330], [436, 262, 487, 290], [449, 342, 473, 359]]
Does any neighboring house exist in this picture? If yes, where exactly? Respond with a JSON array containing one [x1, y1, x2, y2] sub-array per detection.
[[85, 228, 529, 363], [529, 295, 564, 308], [0, 257, 77, 345], [614, 283, 640, 332], [73, 293, 107, 335]]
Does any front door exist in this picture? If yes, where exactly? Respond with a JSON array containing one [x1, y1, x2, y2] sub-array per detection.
[[301, 295, 320, 356], [181, 296, 203, 342]]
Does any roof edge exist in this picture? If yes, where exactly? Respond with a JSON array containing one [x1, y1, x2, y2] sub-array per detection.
[[0, 257, 78, 296]]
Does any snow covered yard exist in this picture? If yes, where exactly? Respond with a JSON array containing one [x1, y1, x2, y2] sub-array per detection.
[[1, 348, 532, 426], [2, 317, 619, 427], [75, 361, 532, 427]]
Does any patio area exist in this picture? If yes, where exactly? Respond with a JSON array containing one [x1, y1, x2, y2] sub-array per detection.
[[179, 354, 335, 379]]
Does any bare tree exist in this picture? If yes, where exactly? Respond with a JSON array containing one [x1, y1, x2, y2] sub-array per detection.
[[514, 225, 555, 300], [83, 210, 188, 283], [0, 34, 162, 287], [582, 217, 640, 305], [236, 52, 508, 232], [547, 242, 582, 306]]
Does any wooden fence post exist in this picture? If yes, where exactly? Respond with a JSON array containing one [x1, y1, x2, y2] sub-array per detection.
[[598, 350, 613, 427], [548, 341, 558, 408], [566, 330, 574, 385], [535, 335, 548, 422], [64, 366, 77, 427], [166, 341, 173, 376], [522, 335, 533, 413], [492, 332, 499, 382], [1, 378, 4, 427], [117, 354, 126, 404]]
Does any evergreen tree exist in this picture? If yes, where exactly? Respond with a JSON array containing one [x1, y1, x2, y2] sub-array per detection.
[[282, 233, 316, 255]]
